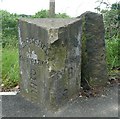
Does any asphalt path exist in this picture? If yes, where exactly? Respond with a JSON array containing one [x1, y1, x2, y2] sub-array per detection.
[[1, 85, 119, 117]]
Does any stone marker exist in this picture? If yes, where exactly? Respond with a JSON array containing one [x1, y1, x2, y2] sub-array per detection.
[[78, 12, 108, 88], [49, 0, 55, 18], [18, 12, 108, 110], [18, 18, 81, 109]]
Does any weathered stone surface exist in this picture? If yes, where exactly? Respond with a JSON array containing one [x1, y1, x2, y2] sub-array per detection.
[[78, 12, 108, 87], [49, 0, 55, 18], [18, 12, 108, 109], [18, 18, 81, 109]]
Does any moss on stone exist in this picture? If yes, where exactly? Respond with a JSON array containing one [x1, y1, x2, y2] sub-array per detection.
[[48, 42, 67, 71], [63, 70, 69, 89], [39, 48, 46, 61], [49, 91, 58, 109], [81, 17, 88, 76]]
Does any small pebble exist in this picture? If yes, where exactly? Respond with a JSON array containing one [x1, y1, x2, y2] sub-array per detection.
[[107, 82, 110, 85], [1, 84, 4, 87], [79, 95, 82, 97], [101, 95, 106, 97], [15, 85, 19, 89], [70, 99, 73, 101]]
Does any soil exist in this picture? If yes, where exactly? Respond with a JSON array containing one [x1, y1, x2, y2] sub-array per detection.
[[1, 85, 20, 92]]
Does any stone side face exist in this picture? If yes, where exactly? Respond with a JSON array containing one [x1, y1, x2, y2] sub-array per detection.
[[18, 19, 81, 110], [48, 21, 82, 108], [80, 12, 108, 87], [18, 20, 49, 105]]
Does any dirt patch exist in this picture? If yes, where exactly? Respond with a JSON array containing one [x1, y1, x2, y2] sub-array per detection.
[[1, 85, 20, 92], [79, 68, 120, 98]]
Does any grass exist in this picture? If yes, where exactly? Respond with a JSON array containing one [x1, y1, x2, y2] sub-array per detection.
[[2, 46, 19, 89], [106, 37, 119, 70]]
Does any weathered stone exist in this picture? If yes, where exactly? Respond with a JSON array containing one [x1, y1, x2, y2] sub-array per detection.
[[49, 0, 55, 18], [18, 18, 81, 109], [78, 12, 108, 87], [18, 12, 108, 109]]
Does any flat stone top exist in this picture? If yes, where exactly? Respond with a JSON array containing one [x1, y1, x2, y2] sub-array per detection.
[[19, 18, 80, 29]]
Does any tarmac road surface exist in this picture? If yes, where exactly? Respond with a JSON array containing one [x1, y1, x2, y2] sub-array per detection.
[[1, 85, 119, 117]]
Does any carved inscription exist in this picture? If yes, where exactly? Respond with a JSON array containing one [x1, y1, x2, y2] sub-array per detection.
[[20, 37, 48, 55], [20, 37, 48, 66], [19, 36, 48, 101], [30, 68, 38, 100]]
